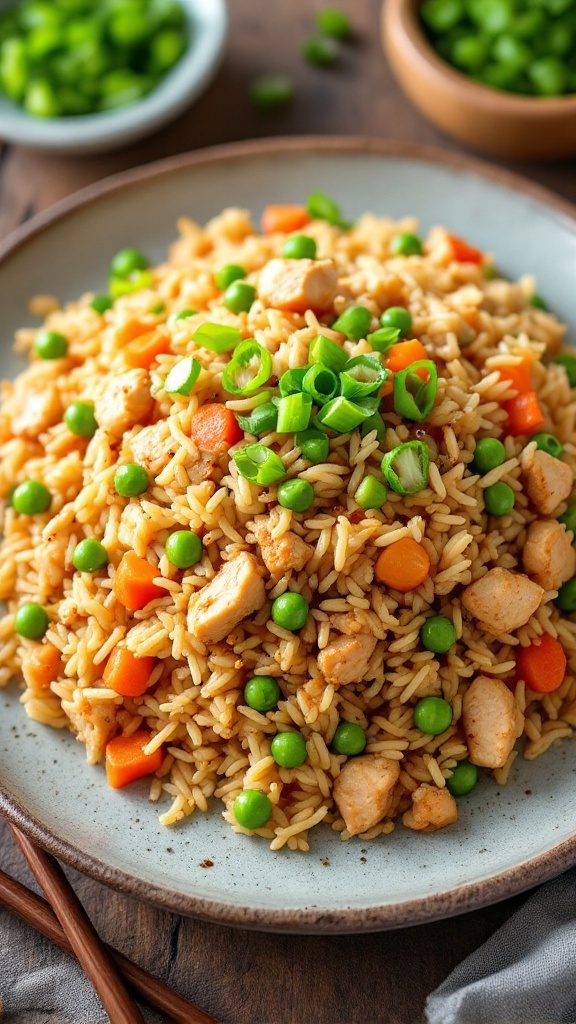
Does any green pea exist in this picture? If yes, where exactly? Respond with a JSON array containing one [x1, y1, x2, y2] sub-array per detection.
[[379, 306, 412, 339], [233, 789, 272, 829], [14, 602, 49, 640], [270, 730, 308, 768], [420, 616, 456, 654], [389, 232, 423, 257], [413, 696, 453, 735], [271, 592, 309, 631], [222, 281, 256, 314], [354, 475, 388, 510], [513, 10, 546, 39], [243, 675, 281, 712], [295, 429, 330, 464], [24, 79, 61, 118], [149, 27, 186, 73], [301, 35, 339, 66], [446, 760, 479, 796], [282, 235, 317, 260], [484, 481, 515, 517], [472, 437, 506, 475], [90, 294, 113, 315], [110, 247, 149, 279], [63, 401, 98, 438], [276, 478, 315, 512], [559, 503, 576, 536], [421, 0, 465, 32], [533, 433, 564, 459], [99, 70, 153, 111], [452, 34, 491, 72], [529, 56, 567, 96], [0, 38, 29, 103], [467, 0, 514, 35], [332, 722, 367, 756], [530, 295, 548, 311], [214, 264, 246, 290], [165, 530, 203, 569], [72, 538, 109, 573], [249, 74, 294, 111], [35, 330, 68, 360], [545, 19, 573, 58], [555, 578, 576, 613], [315, 7, 352, 39], [114, 463, 149, 498], [331, 305, 373, 341], [12, 480, 51, 515], [491, 34, 531, 72], [553, 354, 576, 388]]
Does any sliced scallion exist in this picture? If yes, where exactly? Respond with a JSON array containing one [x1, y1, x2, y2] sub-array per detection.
[[331, 305, 372, 341], [315, 395, 375, 433], [236, 401, 278, 436], [354, 475, 388, 509], [302, 363, 339, 405], [276, 392, 313, 433], [367, 326, 400, 353], [279, 367, 308, 397], [381, 441, 430, 495], [222, 340, 273, 395], [393, 360, 438, 422], [234, 444, 286, 486], [193, 322, 242, 354], [308, 334, 348, 374], [360, 410, 387, 441], [340, 354, 387, 400], [164, 356, 201, 396]]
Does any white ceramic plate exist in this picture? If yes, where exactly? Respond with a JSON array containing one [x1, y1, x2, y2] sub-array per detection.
[[1, 138, 576, 933]]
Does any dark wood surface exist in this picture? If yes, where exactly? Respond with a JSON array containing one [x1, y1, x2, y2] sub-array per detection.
[[0, 2, 573, 1021]]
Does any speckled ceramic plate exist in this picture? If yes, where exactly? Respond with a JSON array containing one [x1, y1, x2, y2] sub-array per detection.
[[1, 138, 576, 934]]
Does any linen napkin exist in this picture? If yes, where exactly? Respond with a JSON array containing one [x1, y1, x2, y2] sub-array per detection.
[[426, 867, 576, 1024]]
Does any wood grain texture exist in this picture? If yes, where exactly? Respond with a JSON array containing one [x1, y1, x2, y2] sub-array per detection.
[[0, 1, 572, 1020]]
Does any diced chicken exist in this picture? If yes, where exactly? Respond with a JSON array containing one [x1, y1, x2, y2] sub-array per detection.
[[11, 384, 62, 438], [94, 369, 153, 438], [61, 696, 118, 765], [257, 258, 338, 314], [127, 422, 176, 476], [462, 674, 522, 769], [318, 632, 377, 687], [333, 754, 400, 836], [118, 503, 157, 556], [461, 567, 544, 635], [252, 516, 313, 576], [330, 612, 371, 636], [522, 520, 576, 591], [188, 551, 266, 643], [521, 447, 573, 516], [188, 452, 216, 486], [402, 784, 458, 832], [36, 534, 68, 599]]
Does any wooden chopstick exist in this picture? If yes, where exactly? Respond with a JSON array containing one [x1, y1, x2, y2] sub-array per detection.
[[8, 825, 217, 1024]]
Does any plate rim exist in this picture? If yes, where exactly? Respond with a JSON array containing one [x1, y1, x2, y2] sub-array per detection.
[[1, 135, 576, 933]]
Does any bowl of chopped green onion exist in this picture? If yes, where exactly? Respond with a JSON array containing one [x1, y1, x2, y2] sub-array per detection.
[[382, 0, 576, 160], [0, 0, 227, 153]]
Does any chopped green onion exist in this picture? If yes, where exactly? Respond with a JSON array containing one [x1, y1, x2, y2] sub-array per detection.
[[193, 322, 242, 354], [306, 191, 347, 228], [279, 367, 308, 397], [109, 270, 153, 298], [393, 360, 438, 422], [354, 475, 388, 509], [236, 402, 278, 436], [331, 305, 372, 341], [360, 410, 386, 441], [90, 294, 113, 315], [381, 441, 430, 496], [295, 428, 330, 463], [367, 326, 400, 353], [553, 353, 576, 388], [308, 334, 348, 373], [276, 393, 313, 433], [234, 444, 286, 486], [222, 340, 273, 396], [315, 396, 375, 433], [174, 308, 198, 320], [302, 363, 339, 405], [340, 354, 387, 400], [164, 356, 201, 396]]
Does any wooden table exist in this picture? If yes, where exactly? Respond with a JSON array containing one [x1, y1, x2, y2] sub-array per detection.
[[0, 2, 574, 1021]]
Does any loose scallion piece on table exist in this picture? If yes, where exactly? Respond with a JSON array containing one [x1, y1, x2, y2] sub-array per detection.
[[279, 367, 309, 397], [367, 326, 401, 353], [295, 428, 330, 464], [233, 444, 286, 486], [193, 322, 242, 354], [302, 363, 339, 405], [381, 440, 430, 496], [393, 360, 438, 422], [222, 340, 273, 395], [276, 392, 313, 433], [331, 305, 373, 341], [308, 334, 348, 373], [339, 354, 388, 400], [236, 401, 278, 436], [164, 356, 201, 396]]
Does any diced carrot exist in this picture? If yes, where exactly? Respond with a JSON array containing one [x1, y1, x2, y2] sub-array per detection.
[[505, 390, 544, 436], [384, 339, 428, 375], [105, 730, 163, 789], [24, 642, 61, 690], [446, 233, 483, 264], [115, 319, 153, 348], [516, 633, 566, 693], [103, 647, 155, 697], [123, 329, 171, 370], [498, 360, 532, 396], [374, 537, 431, 592], [190, 403, 243, 453], [113, 551, 165, 611], [261, 204, 310, 235]]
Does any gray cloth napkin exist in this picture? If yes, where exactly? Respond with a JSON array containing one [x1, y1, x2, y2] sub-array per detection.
[[426, 868, 576, 1024]]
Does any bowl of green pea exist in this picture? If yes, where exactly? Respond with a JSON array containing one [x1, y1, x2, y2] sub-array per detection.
[[382, 0, 576, 160], [0, 0, 227, 153]]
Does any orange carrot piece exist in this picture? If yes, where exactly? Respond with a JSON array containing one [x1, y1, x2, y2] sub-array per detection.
[[115, 319, 153, 348], [505, 390, 544, 436], [384, 339, 428, 374], [516, 633, 566, 694], [113, 551, 165, 611], [123, 330, 171, 370], [374, 537, 431, 592], [24, 642, 61, 690], [498, 360, 533, 396], [446, 233, 483, 264], [105, 730, 163, 789], [103, 647, 155, 697], [190, 403, 243, 453], [261, 204, 310, 235]]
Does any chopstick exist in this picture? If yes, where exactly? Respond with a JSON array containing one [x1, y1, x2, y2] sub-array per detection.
[[7, 825, 217, 1024]]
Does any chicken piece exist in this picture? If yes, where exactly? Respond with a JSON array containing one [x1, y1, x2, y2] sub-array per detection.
[[61, 696, 118, 765], [318, 632, 377, 687], [461, 567, 543, 635], [11, 384, 62, 439], [402, 784, 458, 832], [118, 503, 157, 556], [188, 551, 266, 643], [521, 447, 573, 516], [252, 516, 313, 576], [21, 643, 62, 694], [257, 258, 338, 314], [330, 611, 373, 636], [462, 674, 522, 769], [36, 534, 68, 600], [333, 754, 400, 836], [128, 422, 176, 476], [94, 368, 153, 438], [522, 520, 576, 591]]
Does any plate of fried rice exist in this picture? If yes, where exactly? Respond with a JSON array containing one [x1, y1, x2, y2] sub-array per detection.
[[1, 137, 576, 932]]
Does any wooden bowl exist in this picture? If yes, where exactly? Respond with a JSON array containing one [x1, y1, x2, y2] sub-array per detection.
[[382, 0, 576, 160]]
